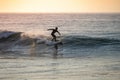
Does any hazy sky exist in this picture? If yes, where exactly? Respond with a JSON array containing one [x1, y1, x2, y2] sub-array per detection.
[[0, 0, 120, 13]]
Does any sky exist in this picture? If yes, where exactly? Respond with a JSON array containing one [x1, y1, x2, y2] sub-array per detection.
[[0, 0, 120, 13]]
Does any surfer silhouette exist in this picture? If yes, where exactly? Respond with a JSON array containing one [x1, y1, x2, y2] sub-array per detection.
[[48, 27, 61, 41]]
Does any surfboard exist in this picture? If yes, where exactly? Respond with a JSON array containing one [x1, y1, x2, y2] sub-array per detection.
[[45, 40, 63, 46]]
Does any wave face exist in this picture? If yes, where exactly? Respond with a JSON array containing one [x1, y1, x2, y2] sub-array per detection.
[[62, 36, 120, 47], [1, 31, 120, 47], [0, 31, 21, 50], [0, 31, 21, 40], [0, 31, 120, 58]]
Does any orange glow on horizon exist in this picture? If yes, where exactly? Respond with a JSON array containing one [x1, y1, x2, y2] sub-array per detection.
[[0, 0, 120, 13]]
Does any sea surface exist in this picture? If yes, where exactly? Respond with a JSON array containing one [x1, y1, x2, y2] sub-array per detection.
[[0, 13, 120, 80]]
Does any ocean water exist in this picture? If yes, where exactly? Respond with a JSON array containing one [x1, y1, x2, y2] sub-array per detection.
[[0, 13, 120, 80]]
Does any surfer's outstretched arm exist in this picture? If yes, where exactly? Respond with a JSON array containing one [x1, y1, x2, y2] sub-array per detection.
[[47, 29, 54, 31]]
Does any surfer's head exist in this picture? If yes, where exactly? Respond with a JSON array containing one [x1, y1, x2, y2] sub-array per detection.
[[55, 27, 58, 30]]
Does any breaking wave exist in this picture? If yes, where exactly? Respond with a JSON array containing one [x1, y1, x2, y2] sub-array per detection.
[[0, 30, 120, 58], [0, 31, 120, 48]]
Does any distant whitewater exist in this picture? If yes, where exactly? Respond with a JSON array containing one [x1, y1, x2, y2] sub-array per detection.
[[0, 13, 120, 58]]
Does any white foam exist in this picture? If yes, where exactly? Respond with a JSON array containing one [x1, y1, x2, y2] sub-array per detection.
[[45, 40, 62, 46]]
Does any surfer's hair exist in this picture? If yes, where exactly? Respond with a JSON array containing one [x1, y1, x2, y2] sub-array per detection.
[[55, 27, 58, 30]]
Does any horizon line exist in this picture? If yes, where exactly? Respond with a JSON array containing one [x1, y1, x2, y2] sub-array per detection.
[[0, 12, 120, 14]]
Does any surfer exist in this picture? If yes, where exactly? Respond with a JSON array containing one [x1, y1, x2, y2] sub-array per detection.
[[48, 27, 61, 41]]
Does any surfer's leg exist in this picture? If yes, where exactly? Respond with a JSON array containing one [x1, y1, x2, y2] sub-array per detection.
[[51, 34, 56, 41]]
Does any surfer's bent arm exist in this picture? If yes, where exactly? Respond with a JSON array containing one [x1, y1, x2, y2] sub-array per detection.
[[47, 29, 54, 31], [57, 31, 61, 35]]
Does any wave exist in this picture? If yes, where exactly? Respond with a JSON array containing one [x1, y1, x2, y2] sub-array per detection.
[[0, 31, 120, 58], [62, 35, 120, 47], [0, 31, 21, 42], [0, 31, 120, 48]]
